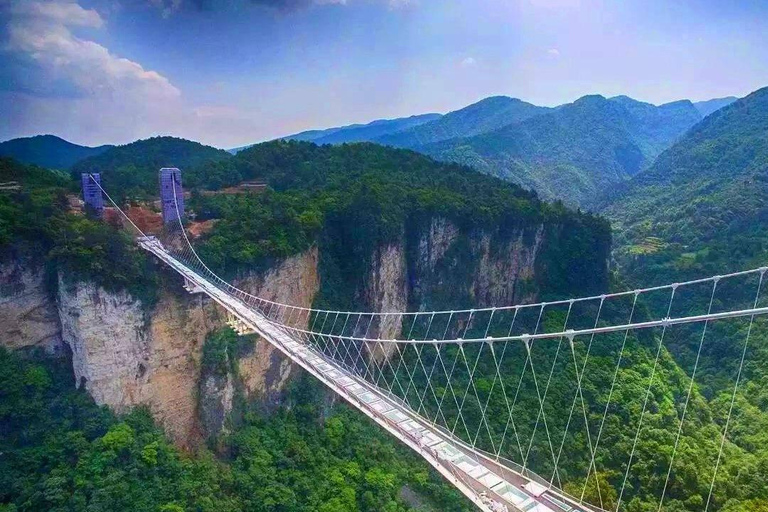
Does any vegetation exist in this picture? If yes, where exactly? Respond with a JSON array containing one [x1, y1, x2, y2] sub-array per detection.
[[0, 135, 112, 170], [281, 113, 442, 146], [421, 95, 705, 207], [602, 85, 768, 285], [71, 137, 231, 201], [187, 141, 610, 306], [377, 96, 549, 149], [0, 157, 158, 305], [0, 347, 471, 512], [3, 87, 768, 512]]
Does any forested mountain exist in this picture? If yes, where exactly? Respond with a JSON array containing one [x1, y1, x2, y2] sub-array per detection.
[[71, 136, 231, 199], [228, 113, 443, 153], [288, 113, 442, 146], [694, 96, 739, 118], [602, 86, 768, 282], [420, 95, 705, 207], [0, 135, 113, 170], [375, 96, 550, 148], [256, 93, 736, 209], [6, 122, 768, 510], [1, 141, 609, 512]]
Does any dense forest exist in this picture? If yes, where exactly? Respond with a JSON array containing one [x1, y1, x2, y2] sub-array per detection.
[[0, 345, 471, 512], [2, 84, 768, 512], [419, 95, 705, 208], [0, 157, 158, 305], [189, 141, 610, 306]]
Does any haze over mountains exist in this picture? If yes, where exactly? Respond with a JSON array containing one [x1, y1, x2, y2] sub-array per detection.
[[0, 135, 113, 170], [0, 92, 740, 210], [602, 86, 768, 280], [269, 93, 738, 208]]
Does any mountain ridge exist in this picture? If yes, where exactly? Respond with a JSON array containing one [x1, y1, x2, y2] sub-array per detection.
[[601, 86, 768, 280], [0, 134, 113, 170], [375, 96, 550, 148], [419, 94, 705, 207]]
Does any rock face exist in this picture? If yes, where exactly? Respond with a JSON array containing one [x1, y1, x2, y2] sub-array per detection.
[[1, 218, 552, 447], [355, 217, 545, 362], [0, 259, 62, 354], [54, 247, 319, 446], [408, 217, 544, 309], [198, 366, 235, 440], [364, 243, 409, 361], [234, 247, 319, 406], [58, 277, 220, 446]]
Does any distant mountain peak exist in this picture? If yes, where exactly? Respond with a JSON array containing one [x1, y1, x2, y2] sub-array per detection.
[[0, 134, 113, 169], [574, 94, 609, 104], [693, 95, 739, 118]]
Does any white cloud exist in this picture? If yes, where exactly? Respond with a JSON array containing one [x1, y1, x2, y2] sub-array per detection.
[[388, 0, 413, 8], [547, 48, 561, 58], [2, 0, 196, 144], [149, 0, 183, 18], [461, 56, 477, 67], [9, 0, 104, 27], [6, 1, 180, 103]]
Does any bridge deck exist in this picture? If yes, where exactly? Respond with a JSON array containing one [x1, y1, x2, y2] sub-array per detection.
[[139, 236, 602, 512]]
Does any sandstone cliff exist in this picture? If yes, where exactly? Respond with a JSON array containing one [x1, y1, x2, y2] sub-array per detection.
[[0, 259, 62, 354], [1, 216, 554, 447]]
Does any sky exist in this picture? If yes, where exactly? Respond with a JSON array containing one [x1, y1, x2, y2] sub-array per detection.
[[1, 0, 768, 148]]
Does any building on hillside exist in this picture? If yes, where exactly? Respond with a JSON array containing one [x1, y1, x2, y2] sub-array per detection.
[[159, 167, 184, 224], [81, 173, 104, 218], [238, 180, 268, 192]]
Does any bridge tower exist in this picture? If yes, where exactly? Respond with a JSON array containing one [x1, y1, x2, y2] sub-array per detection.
[[159, 167, 184, 224], [81, 173, 104, 218]]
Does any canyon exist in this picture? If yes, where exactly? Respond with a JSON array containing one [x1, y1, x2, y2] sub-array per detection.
[[0, 217, 576, 448]]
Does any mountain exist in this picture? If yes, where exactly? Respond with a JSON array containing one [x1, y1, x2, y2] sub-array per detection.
[[230, 113, 442, 153], [375, 96, 550, 148], [420, 95, 704, 207], [0, 135, 113, 170], [693, 96, 738, 117], [71, 136, 231, 198], [601, 86, 768, 280], [300, 113, 442, 145], [608, 96, 703, 158]]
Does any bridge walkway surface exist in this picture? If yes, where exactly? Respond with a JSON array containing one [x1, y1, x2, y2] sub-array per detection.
[[138, 236, 603, 512]]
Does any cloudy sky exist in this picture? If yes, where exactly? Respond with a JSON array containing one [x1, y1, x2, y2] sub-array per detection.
[[1, 0, 767, 148]]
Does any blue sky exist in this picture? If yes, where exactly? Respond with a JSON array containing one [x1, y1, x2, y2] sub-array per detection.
[[1, 0, 767, 148]]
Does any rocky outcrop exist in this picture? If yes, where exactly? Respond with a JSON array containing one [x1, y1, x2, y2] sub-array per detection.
[[363, 243, 408, 361], [409, 217, 544, 309], [471, 226, 543, 306], [0, 259, 62, 354], [57, 277, 220, 446], [2, 215, 550, 448], [199, 366, 235, 440], [55, 246, 320, 445], [234, 247, 319, 405]]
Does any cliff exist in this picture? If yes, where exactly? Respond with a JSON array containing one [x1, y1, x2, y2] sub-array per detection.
[[0, 258, 62, 354], [0, 215, 603, 447]]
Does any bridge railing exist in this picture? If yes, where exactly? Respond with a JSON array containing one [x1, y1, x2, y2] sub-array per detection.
[[93, 174, 768, 512]]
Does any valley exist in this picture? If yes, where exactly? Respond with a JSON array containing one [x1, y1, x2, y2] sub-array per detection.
[[2, 87, 768, 512]]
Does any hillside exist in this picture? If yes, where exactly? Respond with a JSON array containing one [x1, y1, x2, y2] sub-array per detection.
[[193, 140, 611, 302], [376, 96, 550, 148], [229, 113, 443, 153], [694, 96, 739, 117], [296, 113, 442, 145], [0, 135, 112, 170], [420, 95, 704, 207], [71, 136, 232, 199], [602, 86, 768, 282]]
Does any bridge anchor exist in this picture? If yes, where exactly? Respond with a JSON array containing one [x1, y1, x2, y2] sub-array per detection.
[[226, 312, 256, 335], [183, 277, 205, 294]]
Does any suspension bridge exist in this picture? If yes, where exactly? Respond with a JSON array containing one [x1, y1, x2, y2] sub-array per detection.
[[91, 174, 768, 512]]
